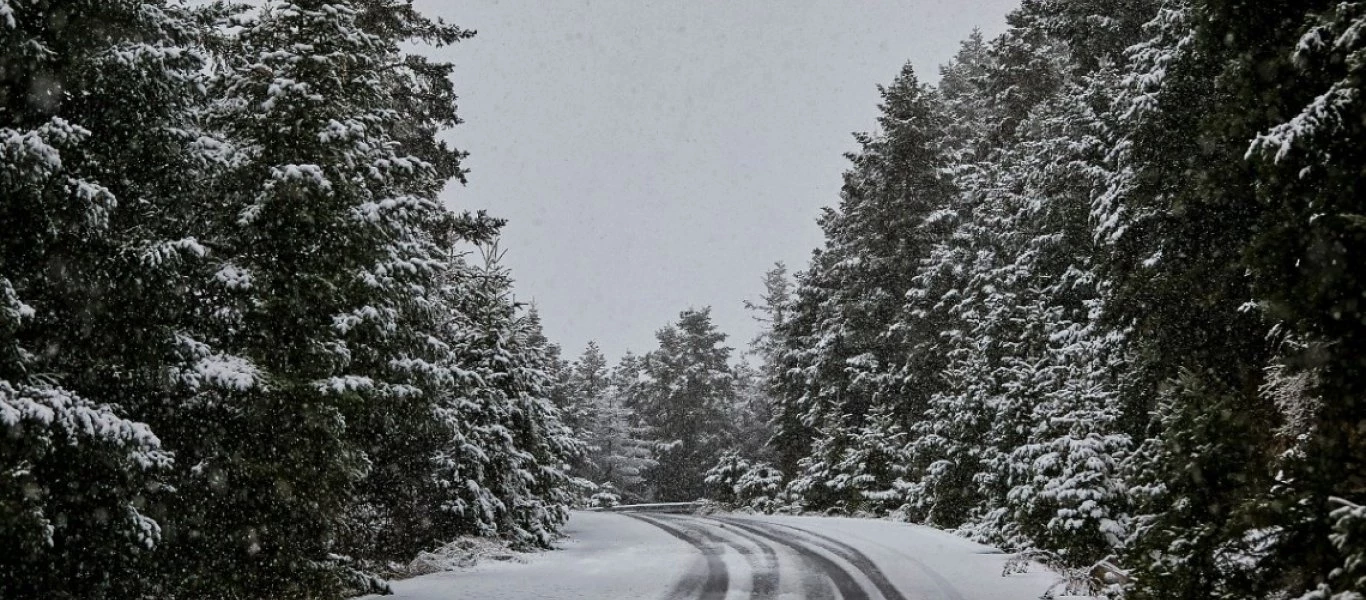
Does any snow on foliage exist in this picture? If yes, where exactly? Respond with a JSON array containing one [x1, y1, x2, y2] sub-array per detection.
[[191, 354, 265, 392], [0, 380, 171, 562], [214, 262, 255, 290], [761, 2, 1366, 599], [0, 382, 168, 465], [1248, 3, 1366, 168], [1295, 498, 1366, 600], [2, 1, 575, 597], [5, 0, 1365, 598]]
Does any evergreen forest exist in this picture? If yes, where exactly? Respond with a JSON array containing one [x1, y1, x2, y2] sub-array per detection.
[[3, 1, 1365, 599]]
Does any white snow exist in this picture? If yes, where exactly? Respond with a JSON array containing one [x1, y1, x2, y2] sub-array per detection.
[[0, 381, 170, 470], [215, 263, 255, 290], [271, 163, 331, 189], [316, 375, 375, 394], [742, 513, 1075, 599], [192, 354, 263, 392], [366, 511, 692, 600], [142, 237, 208, 267]]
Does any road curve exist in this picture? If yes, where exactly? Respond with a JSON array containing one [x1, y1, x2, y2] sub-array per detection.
[[370, 510, 1058, 600], [628, 513, 916, 600]]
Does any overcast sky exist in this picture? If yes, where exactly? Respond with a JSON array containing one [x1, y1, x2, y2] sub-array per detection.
[[418, 0, 1021, 362]]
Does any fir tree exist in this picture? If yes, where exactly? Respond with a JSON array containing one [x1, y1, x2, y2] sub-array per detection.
[[0, 0, 210, 595], [1121, 372, 1277, 599], [780, 63, 957, 513], [568, 342, 609, 433], [169, 0, 470, 593], [598, 351, 656, 501], [1243, 3, 1366, 597], [430, 243, 581, 548], [631, 308, 737, 501]]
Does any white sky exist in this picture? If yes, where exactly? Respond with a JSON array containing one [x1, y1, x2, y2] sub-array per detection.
[[420, 0, 1021, 362]]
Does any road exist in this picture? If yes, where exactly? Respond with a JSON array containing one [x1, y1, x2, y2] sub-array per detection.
[[370, 511, 1063, 600]]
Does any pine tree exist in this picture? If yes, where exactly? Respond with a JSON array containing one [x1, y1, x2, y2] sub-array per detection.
[[742, 263, 789, 466], [556, 341, 656, 502], [836, 62, 958, 432], [2, 0, 585, 596], [165, 0, 469, 593], [503, 303, 582, 547], [598, 352, 656, 502], [992, 64, 1134, 574], [703, 451, 752, 505], [569, 342, 609, 433], [745, 262, 793, 369], [899, 32, 1019, 532], [760, 1, 1366, 596], [704, 449, 785, 511], [730, 360, 775, 461], [786, 414, 861, 512], [769, 267, 826, 479], [1, 0, 213, 595], [426, 244, 581, 548], [631, 308, 737, 501], [428, 241, 520, 542], [841, 407, 911, 515], [780, 64, 957, 513], [1121, 372, 1277, 599], [565, 341, 610, 482], [1242, 3, 1366, 597]]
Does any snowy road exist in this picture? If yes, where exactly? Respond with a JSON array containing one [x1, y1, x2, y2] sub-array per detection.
[[371, 511, 1061, 600]]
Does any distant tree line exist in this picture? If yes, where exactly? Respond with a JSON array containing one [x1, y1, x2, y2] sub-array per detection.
[[1, 2, 579, 598], [558, 303, 776, 506]]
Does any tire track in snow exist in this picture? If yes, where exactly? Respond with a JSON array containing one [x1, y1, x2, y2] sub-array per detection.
[[660, 514, 832, 600], [625, 513, 729, 600], [718, 517, 911, 600], [733, 517, 970, 600], [651, 514, 781, 600], [703, 516, 867, 599]]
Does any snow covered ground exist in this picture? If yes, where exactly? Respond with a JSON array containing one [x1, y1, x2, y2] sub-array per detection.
[[367, 510, 1064, 600]]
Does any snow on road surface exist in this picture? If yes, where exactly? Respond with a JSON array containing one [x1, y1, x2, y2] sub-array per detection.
[[369, 510, 1064, 600]]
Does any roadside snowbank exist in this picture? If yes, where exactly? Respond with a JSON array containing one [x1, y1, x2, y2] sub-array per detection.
[[362, 511, 692, 600]]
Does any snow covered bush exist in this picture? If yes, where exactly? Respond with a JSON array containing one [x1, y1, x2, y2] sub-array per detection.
[[704, 451, 752, 505], [704, 451, 785, 512], [733, 462, 786, 511]]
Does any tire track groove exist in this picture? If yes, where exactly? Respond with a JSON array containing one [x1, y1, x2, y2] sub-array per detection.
[[738, 517, 966, 600], [624, 513, 729, 600], [719, 517, 907, 600], [653, 514, 780, 600], [705, 516, 869, 599]]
